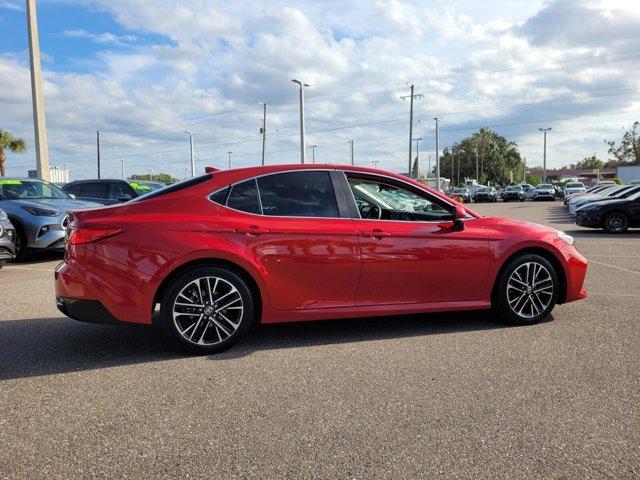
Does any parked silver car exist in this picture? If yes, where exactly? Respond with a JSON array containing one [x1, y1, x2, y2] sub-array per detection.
[[0, 178, 100, 259]]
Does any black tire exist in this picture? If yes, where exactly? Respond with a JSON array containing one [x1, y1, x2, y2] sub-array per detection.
[[0, 260, 4, 270], [12, 224, 28, 261], [603, 211, 629, 233], [493, 254, 559, 325], [159, 266, 256, 354], [520, 197, 525, 202]]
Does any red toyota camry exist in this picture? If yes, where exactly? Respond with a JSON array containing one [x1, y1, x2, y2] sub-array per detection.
[[55, 165, 588, 354]]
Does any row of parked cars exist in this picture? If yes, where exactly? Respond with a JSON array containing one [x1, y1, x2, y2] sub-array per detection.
[[0, 177, 165, 262], [564, 182, 640, 233], [449, 183, 559, 203]]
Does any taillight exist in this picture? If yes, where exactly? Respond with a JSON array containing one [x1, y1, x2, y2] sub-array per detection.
[[68, 227, 123, 245]]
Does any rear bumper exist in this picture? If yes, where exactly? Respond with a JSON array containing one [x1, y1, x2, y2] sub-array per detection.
[[56, 296, 121, 324]]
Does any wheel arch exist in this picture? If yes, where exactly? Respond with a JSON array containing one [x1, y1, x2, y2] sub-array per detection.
[[491, 246, 568, 305], [153, 257, 263, 322]]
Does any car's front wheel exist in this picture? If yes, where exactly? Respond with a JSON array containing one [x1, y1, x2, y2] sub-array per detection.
[[603, 211, 629, 233], [159, 266, 256, 354], [494, 254, 559, 325]]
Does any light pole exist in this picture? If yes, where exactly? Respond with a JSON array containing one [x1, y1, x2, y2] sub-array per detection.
[[259, 102, 268, 166], [226, 151, 233, 170], [413, 137, 422, 179], [434, 117, 440, 191], [309, 144, 317, 163], [292, 79, 310, 164], [26, 0, 50, 181], [539, 127, 551, 182], [349, 140, 354, 165], [185, 130, 197, 178], [120, 159, 125, 180]]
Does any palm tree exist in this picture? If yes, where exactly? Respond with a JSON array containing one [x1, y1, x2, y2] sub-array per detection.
[[0, 129, 27, 177]]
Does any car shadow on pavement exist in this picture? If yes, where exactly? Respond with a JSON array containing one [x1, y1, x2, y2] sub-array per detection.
[[210, 311, 527, 361], [0, 316, 179, 381], [0, 311, 523, 379]]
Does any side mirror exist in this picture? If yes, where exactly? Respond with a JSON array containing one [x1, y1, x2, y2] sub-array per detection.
[[117, 194, 132, 202], [68, 193, 76, 199], [453, 205, 466, 231]]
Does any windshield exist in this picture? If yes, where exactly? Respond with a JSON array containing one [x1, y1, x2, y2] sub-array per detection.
[[0, 179, 70, 200], [478, 187, 491, 192], [452, 188, 466, 193], [567, 182, 584, 188], [506, 186, 521, 191], [537, 184, 553, 189]]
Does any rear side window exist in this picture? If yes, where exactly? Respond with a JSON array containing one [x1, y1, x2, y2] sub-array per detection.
[[109, 183, 132, 200], [81, 182, 107, 198], [257, 171, 339, 218], [227, 180, 261, 214]]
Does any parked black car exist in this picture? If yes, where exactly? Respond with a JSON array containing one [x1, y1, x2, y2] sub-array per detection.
[[502, 185, 525, 202], [473, 186, 498, 202], [576, 190, 640, 233], [0, 207, 16, 269], [62, 179, 166, 205]]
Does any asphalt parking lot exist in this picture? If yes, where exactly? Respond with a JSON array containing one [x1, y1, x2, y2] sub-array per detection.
[[0, 201, 638, 479]]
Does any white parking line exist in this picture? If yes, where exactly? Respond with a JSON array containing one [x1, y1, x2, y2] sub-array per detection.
[[588, 259, 640, 276]]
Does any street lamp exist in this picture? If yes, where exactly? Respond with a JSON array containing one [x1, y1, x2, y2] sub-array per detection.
[[539, 127, 551, 182], [185, 130, 197, 178], [292, 79, 310, 164], [413, 137, 422, 179], [226, 151, 233, 170], [308, 144, 317, 163]]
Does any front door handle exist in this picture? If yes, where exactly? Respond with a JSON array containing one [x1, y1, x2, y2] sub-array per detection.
[[234, 225, 270, 235], [361, 229, 391, 239]]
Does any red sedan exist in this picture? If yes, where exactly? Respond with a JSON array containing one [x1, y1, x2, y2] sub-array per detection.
[[55, 165, 588, 354]]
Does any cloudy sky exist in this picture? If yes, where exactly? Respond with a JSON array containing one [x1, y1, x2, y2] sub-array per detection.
[[1, 0, 639, 179]]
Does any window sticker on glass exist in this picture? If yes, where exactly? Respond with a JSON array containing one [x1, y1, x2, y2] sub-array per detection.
[[129, 182, 152, 191], [0, 179, 22, 185]]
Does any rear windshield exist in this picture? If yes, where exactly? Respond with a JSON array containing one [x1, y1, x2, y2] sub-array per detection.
[[128, 181, 166, 193], [129, 174, 211, 202]]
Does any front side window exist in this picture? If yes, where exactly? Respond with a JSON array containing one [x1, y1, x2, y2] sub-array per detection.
[[347, 176, 452, 221], [226, 179, 261, 214], [256, 171, 339, 218]]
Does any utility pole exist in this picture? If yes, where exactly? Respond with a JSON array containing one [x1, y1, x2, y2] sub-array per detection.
[[120, 159, 125, 180], [96, 130, 101, 179], [226, 151, 232, 170], [450, 145, 454, 186], [413, 137, 422, 179], [26, 0, 50, 181], [185, 130, 197, 178], [401, 84, 423, 177], [523, 156, 527, 183], [259, 102, 268, 166], [539, 127, 551, 182], [292, 79, 310, 164], [475, 139, 479, 182], [434, 117, 440, 191], [349, 139, 354, 165], [309, 144, 317, 163], [428, 155, 431, 178], [456, 147, 461, 186]]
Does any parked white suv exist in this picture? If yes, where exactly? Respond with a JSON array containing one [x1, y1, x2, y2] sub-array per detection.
[[564, 182, 586, 197]]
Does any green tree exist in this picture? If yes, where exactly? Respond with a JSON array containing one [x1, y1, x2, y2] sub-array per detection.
[[570, 155, 603, 170], [605, 121, 640, 165], [438, 128, 524, 186], [0, 129, 27, 177]]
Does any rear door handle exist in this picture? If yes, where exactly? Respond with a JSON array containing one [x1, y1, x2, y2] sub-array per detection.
[[360, 229, 391, 239], [234, 225, 270, 235]]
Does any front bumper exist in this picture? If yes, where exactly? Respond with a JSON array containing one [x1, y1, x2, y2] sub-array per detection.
[[534, 193, 555, 200], [0, 225, 16, 260]]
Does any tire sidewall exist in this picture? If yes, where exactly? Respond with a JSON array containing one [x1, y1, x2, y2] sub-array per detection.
[[495, 254, 559, 325], [604, 212, 629, 233], [159, 266, 255, 354]]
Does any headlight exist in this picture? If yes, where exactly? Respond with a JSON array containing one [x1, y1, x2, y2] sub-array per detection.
[[556, 231, 575, 246], [21, 206, 61, 217], [0, 210, 7, 221]]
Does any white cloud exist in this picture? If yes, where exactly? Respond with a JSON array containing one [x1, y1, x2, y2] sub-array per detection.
[[2, 0, 640, 178]]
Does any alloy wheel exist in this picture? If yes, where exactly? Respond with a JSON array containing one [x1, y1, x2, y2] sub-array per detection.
[[605, 213, 627, 233], [506, 262, 554, 319], [172, 276, 244, 346]]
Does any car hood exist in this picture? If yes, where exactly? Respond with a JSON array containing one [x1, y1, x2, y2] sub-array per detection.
[[578, 197, 630, 210], [9, 198, 101, 211], [481, 216, 558, 238]]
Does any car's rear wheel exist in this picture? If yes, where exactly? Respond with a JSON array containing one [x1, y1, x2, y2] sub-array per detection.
[[159, 266, 255, 354], [603, 211, 629, 233], [494, 254, 559, 325]]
